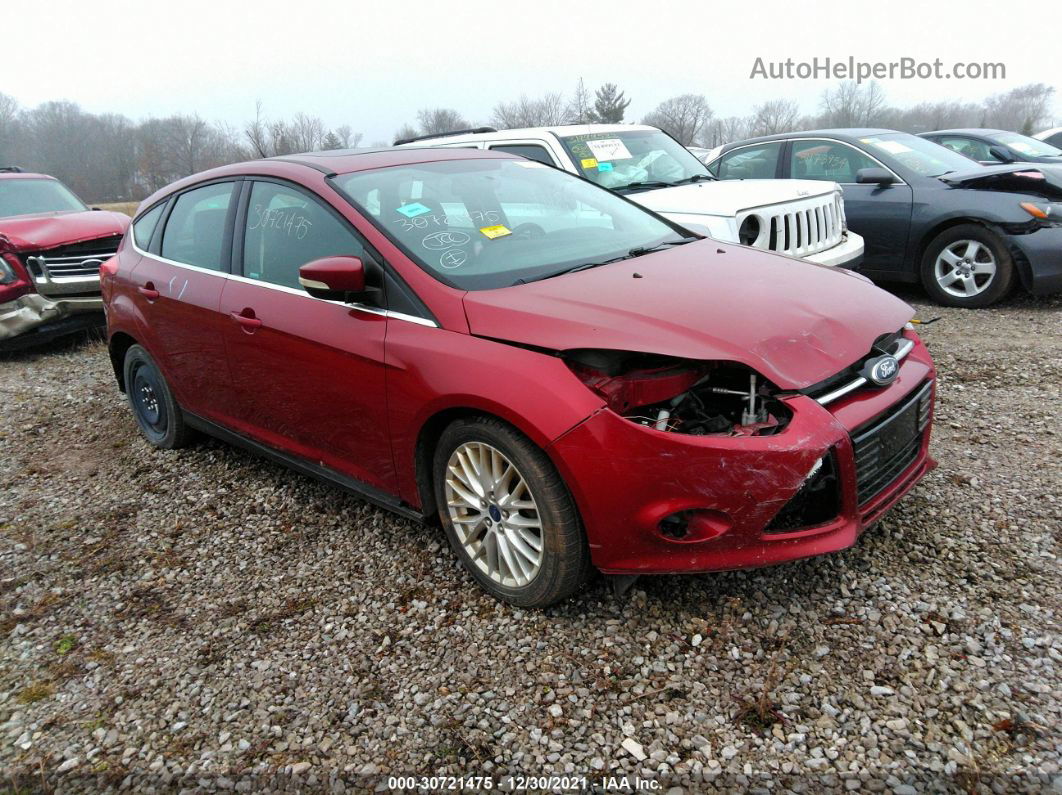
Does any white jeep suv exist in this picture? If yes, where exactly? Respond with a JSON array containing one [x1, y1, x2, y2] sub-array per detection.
[[398, 124, 864, 268]]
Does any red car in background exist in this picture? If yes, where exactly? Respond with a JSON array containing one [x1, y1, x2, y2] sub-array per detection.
[[101, 148, 935, 606], [1, 167, 129, 348]]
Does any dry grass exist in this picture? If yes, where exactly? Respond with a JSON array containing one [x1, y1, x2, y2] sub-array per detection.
[[94, 201, 137, 217]]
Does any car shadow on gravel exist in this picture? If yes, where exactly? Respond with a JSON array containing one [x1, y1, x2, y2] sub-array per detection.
[[0, 327, 106, 362]]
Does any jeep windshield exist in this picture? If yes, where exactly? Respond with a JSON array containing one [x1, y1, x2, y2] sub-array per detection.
[[0, 178, 89, 218], [558, 130, 713, 193], [335, 158, 690, 290]]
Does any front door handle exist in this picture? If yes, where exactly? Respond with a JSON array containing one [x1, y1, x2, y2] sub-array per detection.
[[138, 283, 159, 300], [230, 309, 262, 332]]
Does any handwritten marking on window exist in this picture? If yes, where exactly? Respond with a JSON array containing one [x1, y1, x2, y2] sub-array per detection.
[[248, 204, 313, 239]]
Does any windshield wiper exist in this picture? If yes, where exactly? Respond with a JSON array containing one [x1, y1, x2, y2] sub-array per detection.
[[614, 180, 674, 191], [668, 173, 716, 186], [524, 239, 696, 284]]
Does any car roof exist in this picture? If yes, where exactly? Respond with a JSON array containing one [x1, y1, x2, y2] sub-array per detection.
[[399, 123, 659, 146], [0, 172, 55, 181], [921, 129, 1008, 137], [718, 128, 900, 153], [136, 147, 523, 213]]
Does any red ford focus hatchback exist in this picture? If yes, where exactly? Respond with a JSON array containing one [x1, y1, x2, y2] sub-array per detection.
[[102, 148, 936, 606]]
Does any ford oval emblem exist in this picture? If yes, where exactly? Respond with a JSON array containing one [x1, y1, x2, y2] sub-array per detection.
[[865, 355, 899, 387]]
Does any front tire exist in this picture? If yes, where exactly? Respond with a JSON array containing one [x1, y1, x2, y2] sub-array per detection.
[[123, 344, 190, 449], [433, 417, 590, 607], [920, 224, 1014, 308]]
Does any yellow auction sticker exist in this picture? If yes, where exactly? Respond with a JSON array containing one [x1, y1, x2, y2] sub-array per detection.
[[580, 157, 598, 169], [479, 225, 512, 239]]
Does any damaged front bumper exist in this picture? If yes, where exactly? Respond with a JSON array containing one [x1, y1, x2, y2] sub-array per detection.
[[0, 292, 104, 348], [549, 335, 936, 575]]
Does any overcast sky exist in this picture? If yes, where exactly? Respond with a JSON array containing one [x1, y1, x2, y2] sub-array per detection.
[[6, 0, 1056, 142]]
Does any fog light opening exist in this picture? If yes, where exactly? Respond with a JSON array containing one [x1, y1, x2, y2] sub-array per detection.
[[658, 509, 732, 543]]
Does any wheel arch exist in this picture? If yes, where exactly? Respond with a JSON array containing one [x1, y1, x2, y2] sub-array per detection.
[[108, 331, 140, 392], [914, 216, 999, 267]]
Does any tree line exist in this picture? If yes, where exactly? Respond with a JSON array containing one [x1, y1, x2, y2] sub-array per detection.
[[0, 80, 1054, 203]]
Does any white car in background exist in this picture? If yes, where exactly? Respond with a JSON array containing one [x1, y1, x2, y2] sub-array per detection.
[[398, 124, 864, 268], [1035, 127, 1062, 149]]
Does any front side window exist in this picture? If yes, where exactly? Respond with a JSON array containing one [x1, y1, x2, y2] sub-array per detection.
[[934, 136, 1000, 162], [132, 203, 165, 249], [858, 133, 973, 177], [558, 130, 711, 191], [712, 143, 783, 180], [242, 182, 363, 289], [0, 178, 88, 218], [989, 131, 1062, 159], [791, 141, 878, 182], [487, 144, 557, 166], [160, 182, 234, 270], [334, 158, 687, 290]]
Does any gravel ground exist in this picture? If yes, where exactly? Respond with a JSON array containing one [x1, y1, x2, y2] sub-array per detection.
[[1, 290, 1059, 793]]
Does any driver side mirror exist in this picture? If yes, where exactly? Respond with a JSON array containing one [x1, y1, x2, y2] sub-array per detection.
[[298, 256, 367, 301], [987, 145, 1013, 163], [855, 168, 896, 186]]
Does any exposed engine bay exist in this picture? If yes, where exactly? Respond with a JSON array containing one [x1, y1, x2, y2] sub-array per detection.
[[563, 349, 792, 436]]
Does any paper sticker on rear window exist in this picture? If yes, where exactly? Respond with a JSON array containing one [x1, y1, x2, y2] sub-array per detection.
[[586, 138, 633, 162], [480, 225, 512, 239], [397, 202, 431, 218], [597, 162, 614, 172]]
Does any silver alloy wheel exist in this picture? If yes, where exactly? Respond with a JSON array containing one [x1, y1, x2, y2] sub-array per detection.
[[934, 239, 997, 298], [444, 441, 544, 588]]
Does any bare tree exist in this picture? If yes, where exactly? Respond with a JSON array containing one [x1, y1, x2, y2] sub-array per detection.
[[704, 116, 753, 148], [750, 99, 800, 136], [335, 124, 363, 149], [290, 113, 326, 152], [416, 108, 470, 136], [819, 80, 888, 127], [983, 83, 1055, 133], [0, 92, 18, 164], [642, 94, 713, 146], [491, 93, 567, 129], [565, 78, 594, 124], [394, 124, 419, 143]]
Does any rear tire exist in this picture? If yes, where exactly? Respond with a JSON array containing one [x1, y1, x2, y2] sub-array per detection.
[[920, 224, 1013, 308], [123, 345, 191, 449], [433, 417, 590, 607]]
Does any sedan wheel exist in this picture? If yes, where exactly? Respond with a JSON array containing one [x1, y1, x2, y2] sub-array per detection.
[[934, 239, 996, 299], [444, 442, 543, 588], [433, 417, 590, 607], [920, 224, 1013, 308]]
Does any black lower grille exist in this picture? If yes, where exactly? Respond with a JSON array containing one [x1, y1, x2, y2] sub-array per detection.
[[764, 449, 841, 533], [852, 380, 933, 505]]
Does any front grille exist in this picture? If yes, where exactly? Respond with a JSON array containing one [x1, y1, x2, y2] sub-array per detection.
[[852, 380, 933, 505], [24, 235, 121, 281], [750, 192, 844, 258]]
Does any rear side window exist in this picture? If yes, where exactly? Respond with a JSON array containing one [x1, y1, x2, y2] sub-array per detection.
[[712, 143, 782, 179], [790, 141, 878, 182], [132, 203, 165, 249], [241, 181, 364, 289], [161, 182, 234, 270], [488, 144, 556, 166]]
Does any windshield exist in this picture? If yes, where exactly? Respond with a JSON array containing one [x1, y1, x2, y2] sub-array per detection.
[[334, 158, 688, 290], [558, 130, 712, 192], [989, 131, 1062, 159], [859, 133, 975, 177], [0, 178, 88, 218]]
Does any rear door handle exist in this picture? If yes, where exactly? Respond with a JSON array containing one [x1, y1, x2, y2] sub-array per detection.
[[230, 310, 262, 331], [138, 283, 159, 300]]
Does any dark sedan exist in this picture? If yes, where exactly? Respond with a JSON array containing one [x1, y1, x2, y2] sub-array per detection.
[[920, 128, 1062, 167], [707, 129, 1062, 307]]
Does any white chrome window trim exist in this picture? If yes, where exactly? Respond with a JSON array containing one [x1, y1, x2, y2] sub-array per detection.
[[816, 338, 915, 406], [128, 237, 438, 328]]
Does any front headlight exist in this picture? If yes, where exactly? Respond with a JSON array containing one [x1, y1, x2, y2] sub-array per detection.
[[0, 255, 20, 285], [1020, 201, 1062, 224]]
